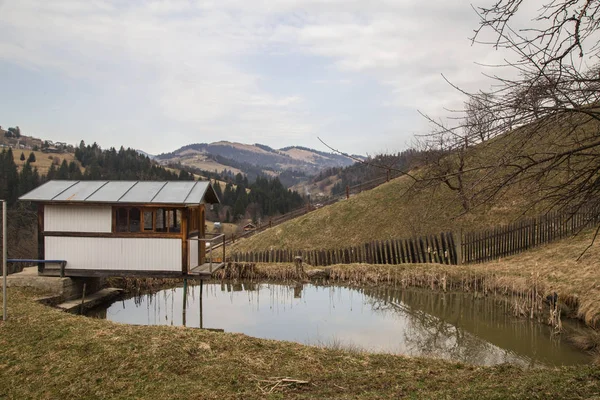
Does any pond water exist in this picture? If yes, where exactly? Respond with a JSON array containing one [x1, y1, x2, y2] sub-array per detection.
[[87, 282, 590, 367]]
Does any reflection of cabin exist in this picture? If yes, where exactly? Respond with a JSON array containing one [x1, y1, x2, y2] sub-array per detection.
[[19, 180, 224, 279], [243, 222, 257, 231]]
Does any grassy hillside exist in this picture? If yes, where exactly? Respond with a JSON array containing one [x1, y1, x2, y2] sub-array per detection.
[[232, 174, 532, 252], [13, 150, 79, 174], [232, 111, 600, 252]]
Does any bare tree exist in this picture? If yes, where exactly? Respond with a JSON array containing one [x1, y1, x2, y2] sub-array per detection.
[[421, 1, 600, 227]]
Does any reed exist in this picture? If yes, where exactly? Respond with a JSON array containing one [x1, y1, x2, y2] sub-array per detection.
[[214, 262, 552, 323]]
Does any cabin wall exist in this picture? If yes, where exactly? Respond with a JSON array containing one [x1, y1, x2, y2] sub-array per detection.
[[45, 237, 181, 272], [44, 205, 112, 233]]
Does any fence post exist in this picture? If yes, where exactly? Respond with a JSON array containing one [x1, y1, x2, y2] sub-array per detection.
[[455, 229, 462, 265]]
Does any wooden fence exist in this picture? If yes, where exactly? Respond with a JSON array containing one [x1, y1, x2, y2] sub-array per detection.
[[461, 205, 599, 264], [230, 205, 599, 266], [230, 232, 458, 266]]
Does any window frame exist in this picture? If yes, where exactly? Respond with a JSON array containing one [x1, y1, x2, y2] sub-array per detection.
[[112, 206, 185, 236]]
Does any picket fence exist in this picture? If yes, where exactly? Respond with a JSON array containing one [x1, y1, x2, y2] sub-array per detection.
[[230, 205, 599, 266]]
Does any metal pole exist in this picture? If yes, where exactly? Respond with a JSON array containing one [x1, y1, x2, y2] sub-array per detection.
[[3, 200, 7, 321], [199, 280, 203, 329]]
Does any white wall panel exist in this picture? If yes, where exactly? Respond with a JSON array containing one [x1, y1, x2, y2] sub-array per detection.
[[45, 237, 182, 272], [45, 205, 112, 233], [189, 240, 199, 268]]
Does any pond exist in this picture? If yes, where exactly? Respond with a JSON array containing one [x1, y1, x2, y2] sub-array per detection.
[[87, 282, 590, 367]]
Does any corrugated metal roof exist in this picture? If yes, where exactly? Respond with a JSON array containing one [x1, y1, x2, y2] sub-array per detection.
[[19, 180, 220, 205]]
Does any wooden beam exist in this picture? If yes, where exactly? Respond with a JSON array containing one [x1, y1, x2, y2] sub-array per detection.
[[181, 208, 189, 274], [37, 204, 45, 273], [44, 232, 183, 239], [42, 201, 189, 208], [199, 205, 205, 265], [38, 268, 215, 280]]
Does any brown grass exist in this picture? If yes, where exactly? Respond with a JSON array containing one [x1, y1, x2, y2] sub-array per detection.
[[13, 150, 78, 174], [1, 287, 599, 399]]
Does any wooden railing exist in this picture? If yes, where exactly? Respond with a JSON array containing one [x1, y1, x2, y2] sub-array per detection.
[[196, 233, 225, 273]]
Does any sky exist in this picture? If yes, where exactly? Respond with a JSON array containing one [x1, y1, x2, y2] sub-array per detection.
[[0, 0, 516, 156]]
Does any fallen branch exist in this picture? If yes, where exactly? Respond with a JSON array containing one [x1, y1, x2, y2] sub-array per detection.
[[252, 376, 310, 394]]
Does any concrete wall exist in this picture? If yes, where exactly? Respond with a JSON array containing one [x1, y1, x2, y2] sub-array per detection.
[[7, 267, 104, 302]]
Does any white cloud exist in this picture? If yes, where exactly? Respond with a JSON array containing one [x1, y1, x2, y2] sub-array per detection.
[[0, 0, 522, 154]]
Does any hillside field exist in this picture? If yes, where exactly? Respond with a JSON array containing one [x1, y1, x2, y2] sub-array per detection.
[[12, 150, 78, 174]]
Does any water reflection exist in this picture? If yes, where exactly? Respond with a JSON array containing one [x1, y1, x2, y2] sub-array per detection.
[[87, 282, 590, 367]]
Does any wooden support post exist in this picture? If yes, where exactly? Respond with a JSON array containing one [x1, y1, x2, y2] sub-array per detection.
[[80, 283, 86, 315], [181, 208, 189, 274], [294, 256, 305, 279], [37, 204, 44, 274], [182, 279, 188, 327]]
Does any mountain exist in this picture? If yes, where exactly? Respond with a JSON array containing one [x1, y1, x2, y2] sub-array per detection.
[[155, 141, 358, 183], [136, 149, 155, 160]]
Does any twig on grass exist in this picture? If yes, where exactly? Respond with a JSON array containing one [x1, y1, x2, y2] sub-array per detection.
[[252, 376, 310, 393]]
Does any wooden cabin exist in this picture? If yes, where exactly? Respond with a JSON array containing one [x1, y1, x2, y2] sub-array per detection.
[[19, 180, 224, 279]]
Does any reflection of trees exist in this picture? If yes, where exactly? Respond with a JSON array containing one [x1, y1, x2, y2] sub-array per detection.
[[362, 287, 532, 366]]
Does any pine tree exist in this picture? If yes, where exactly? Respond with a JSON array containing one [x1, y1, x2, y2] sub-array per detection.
[[27, 152, 36, 163], [57, 160, 70, 179], [20, 152, 25, 161], [1, 149, 20, 205], [47, 164, 57, 181]]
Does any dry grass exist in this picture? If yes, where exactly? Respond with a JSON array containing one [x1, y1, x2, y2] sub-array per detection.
[[1, 287, 599, 399], [231, 172, 542, 253], [13, 150, 78, 174]]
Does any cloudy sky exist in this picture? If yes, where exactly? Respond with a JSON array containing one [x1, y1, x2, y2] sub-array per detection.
[[0, 0, 514, 156]]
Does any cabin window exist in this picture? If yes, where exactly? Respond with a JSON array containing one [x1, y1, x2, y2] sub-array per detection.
[[156, 208, 167, 232], [116, 208, 128, 232], [114, 207, 184, 234], [129, 208, 141, 232], [143, 211, 154, 231], [115, 207, 142, 233]]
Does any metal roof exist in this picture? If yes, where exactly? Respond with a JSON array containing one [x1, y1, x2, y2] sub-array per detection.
[[19, 180, 220, 205]]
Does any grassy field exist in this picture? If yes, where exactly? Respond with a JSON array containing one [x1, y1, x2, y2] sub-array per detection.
[[13, 149, 79, 174], [1, 287, 599, 399]]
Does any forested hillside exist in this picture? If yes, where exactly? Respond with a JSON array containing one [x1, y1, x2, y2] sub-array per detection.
[[213, 173, 304, 223]]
